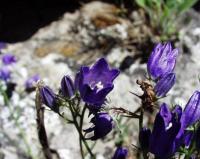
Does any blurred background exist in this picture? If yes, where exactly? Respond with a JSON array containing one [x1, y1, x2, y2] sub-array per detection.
[[0, 0, 200, 159]]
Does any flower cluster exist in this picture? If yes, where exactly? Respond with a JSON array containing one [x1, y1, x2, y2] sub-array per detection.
[[139, 91, 200, 158], [37, 41, 200, 159], [147, 42, 178, 98], [40, 58, 119, 141], [137, 42, 200, 158], [0, 45, 40, 97]]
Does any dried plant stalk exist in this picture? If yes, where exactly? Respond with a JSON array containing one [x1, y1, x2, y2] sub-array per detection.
[[35, 85, 53, 159]]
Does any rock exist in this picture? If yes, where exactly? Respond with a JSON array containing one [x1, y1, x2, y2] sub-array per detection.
[[81, 1, 122, 29]]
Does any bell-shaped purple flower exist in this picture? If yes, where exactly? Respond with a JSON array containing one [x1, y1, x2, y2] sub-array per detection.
[[40, 86, 58, 112], [139, 127, 151, 151], [76, 58, 120, 107], [149, 103, 184, 158], [25, 74, 40, 90], [2, 54, 17, 65], [154, 73, 176, 97], [183, 91, 200, 128], [0, 67, 11, 82], [112, 147, 128, 159], [61, 75, 75, 98], [84, 112, 113, 140], [147, 42, 178, 79]]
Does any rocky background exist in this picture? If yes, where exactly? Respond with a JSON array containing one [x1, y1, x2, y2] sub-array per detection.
[[0, 1, 200, 159]]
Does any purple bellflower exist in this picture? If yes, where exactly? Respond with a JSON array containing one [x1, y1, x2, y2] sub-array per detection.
[[147, 42, 178, 80], [154, 73, 176, 97], [75, 58, 120, 108], [25, 74, 40, 90], [112, 147, 128, 159], [2, 54, 17, 65], [149, 103, 184, 158], [61, 75, 75, 98], [0, 67, 11, 82], [84, 112, 113, 140], [148, 91, 200, 158], [40, 86, 58, 112], [183, 91, 200, 128]]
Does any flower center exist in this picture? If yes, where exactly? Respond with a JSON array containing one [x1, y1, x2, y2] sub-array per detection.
[[90, 81, 104, 92], [166, 122, 172, 130]]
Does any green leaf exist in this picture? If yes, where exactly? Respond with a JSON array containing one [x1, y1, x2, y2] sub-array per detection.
[[178, 0, 198, 13], [135, 0, 147, 8]]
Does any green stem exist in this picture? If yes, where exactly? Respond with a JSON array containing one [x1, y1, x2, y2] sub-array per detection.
[[79, 105, 87, 159], [139, 108, 143, 131], [0, 86, 36, 159], [139, 107, 148, 159], [69, 103, 94, 158]]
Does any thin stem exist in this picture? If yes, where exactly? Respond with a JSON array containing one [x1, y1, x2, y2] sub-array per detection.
[[69, 103, 95, 158], [139, 108, 143, 131], [110, 107, 140, 118], [139, 107, 148, 159], [58, 112, 73, 123], [35, 87, 53, 159], [79, 105, 87, 159], [79, 134, 84, 159], [0, 86, 36, 159]]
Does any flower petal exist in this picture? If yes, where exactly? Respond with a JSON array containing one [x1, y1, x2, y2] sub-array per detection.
[[184, 91, 200, 127], [155, 73, 176, 97]]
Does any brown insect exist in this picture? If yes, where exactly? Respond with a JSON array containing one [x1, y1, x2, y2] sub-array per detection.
[[134, 79, 157, 112]]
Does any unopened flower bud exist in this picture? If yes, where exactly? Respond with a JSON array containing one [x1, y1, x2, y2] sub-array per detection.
[[61, 75, 75, 98], [40, 86, 58, 112]]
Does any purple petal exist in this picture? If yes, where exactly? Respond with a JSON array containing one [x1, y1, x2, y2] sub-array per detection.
[[182, 131, 193, 148], [155, 73, 176, 97], [2, 54, 17, 65], [184, 91, 200, 127], [0, 67, 11, 82], [160, 103, 172, 127], [25, 74, 40, 89], [85, 113, 113, 140], [147, 42, 178, 79], [112, 147, 128, 159], [74, 72, 81, 90], [61, 75, 75, 98], [83, 58, 120, 85], [77, 58, 119, 107], [150, 103, 182, 158], [40, 86, 58, 112]]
